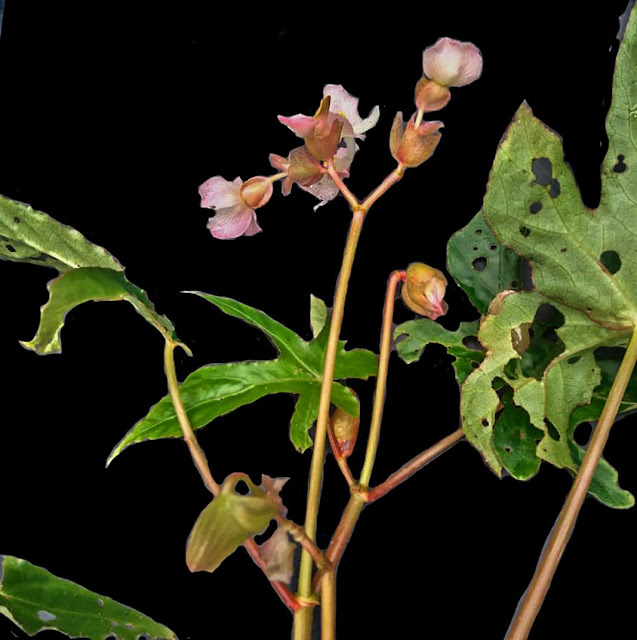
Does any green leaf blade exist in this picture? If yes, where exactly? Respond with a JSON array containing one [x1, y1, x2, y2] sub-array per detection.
[[0, 194, 122, 272], [21, 267, 179, 355], [0, 556, 176, 639]]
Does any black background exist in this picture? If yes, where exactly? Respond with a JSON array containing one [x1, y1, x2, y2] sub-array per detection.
[[0, 1, 636, 638]]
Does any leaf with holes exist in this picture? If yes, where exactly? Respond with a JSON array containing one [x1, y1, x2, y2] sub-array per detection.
[[393, 318, 483, 384], [454, 8, 637, 507], [0, 555, 176, 639], [0, 194, 122, 272], [108, 294, 377, 461], [461, 290, 631, 507], [447, 209, 522, 314], [21, 267, 181, 354], [1, 193, 184, 353]]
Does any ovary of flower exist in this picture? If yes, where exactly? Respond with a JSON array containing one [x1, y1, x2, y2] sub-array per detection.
[[422, 37, 483, 88], [199, 176, 265, 240]]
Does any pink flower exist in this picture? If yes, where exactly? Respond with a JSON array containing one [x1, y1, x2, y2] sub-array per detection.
[[277, 85, 379, 208], [422, 37, 483, 88], [199, 176, 272, 240]]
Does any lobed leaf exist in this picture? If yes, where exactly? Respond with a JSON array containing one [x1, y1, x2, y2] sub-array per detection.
[[0, 555, 176, 639], [108, 294, 377, 461]]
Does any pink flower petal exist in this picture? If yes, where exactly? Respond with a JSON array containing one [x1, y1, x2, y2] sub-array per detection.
[[323, 84, 380, 138], [207, 203, 256, 240], [199, 176, 243, 209], [422, 37, 483, 87], [300, 175, 340, 210], [277, 114, 316, 138], [243, 212, 263, 236]]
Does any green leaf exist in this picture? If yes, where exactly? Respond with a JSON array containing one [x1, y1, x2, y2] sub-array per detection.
[[309, 294, 328, 338], [0, 194, 122, 272], [393, 318, 483, 384], [108, 294, 378, 461], [493, 393, 544, 480], [447, 208, 522, 314], [0, 555, 176, 639], [21, 268, 180, 354], [461, 289, 631, 507]]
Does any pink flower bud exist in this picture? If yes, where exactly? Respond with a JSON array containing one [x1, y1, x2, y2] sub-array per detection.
[[390, 112, 443, 168], [414, 78, 451, 113], [401, 262, 448, 320], [422, 37, 483, 88], [239, 176, 273, 209]]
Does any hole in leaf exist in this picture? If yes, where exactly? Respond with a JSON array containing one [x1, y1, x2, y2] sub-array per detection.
[[462, 335, 482, 351], [472, 257, 487, 271], [519, 226, 531, 237], [549, 179, 561, 198], [545, 419, 561, 441], [504, 446, 512, 453], [560, 247, 567, 253], [482, 418, 490, 427], [503, 358, 519, 380], [544, 328, 559, 343], [568, 356, 581, 365], [511, 280, 519, 288], [613, 154, 627, 173], [529, 201, 543, 214], [489, 243, 497, 251], [573, 423, 592, 447], [471, 361, 480, 368], [13, 217, 20, 224], [532, 157, 553, 185], [600, 250, 621, 274], [473, 245, 479, 251], [475, 228, 483, 235], [520, 305, 566, 379], [536, 303, 556, 324], [521, 259, 534, 290], [5, 244, 16, 253]]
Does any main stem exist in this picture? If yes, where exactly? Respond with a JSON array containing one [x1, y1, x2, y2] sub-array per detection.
[[506, 329, 637, 640], [294, 209, 366, 639]]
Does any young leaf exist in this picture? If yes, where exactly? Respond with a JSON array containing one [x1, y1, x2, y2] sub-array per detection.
[[393, 318, 483, 384], [0, 555, 176, 639], [309, 294, 328, 338], [447, 209, 522, 314], [0, 194, 122, 272], [21, 267, 181, 354], [108, 294, 377, 461]]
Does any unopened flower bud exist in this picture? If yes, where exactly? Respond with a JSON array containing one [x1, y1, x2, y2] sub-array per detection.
[[390, 112, 443, 168], [401, 262, 448, 320], [330, 407, 360, 459], [422, 37, 483, 88], [240, 176, 274, 209], [415, 78, 451, 113]]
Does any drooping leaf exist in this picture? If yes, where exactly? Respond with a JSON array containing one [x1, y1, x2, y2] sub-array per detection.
[[21, 268, 181, 354], [447, 208, 522, 314], [0, 193, 183, 353], [0, 194, 122, 272], [393, 318, 483, 384], [108, 294, 377, 461], [0, 555, 176, 639]]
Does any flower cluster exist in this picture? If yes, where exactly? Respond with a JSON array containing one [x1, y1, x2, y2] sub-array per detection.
[[198, 37, 481, 240]]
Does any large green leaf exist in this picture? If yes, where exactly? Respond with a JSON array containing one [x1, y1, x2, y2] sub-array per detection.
[[108, 294, 378, 460], [21, 268, 180, 354], [0, 194, 122, 272], [447, 208, 522, 314], [393, 318, 483, 384], [0, 555, 176, 639], [0, 193, 183, 352]]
